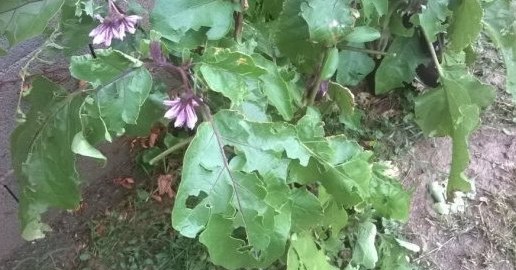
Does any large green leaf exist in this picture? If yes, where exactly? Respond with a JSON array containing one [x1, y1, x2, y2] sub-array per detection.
[[172, 110, 311, 269], [290, 188, 323, 232], [0, 0, 64, 48], [275, 0, 324, 73], [415, 65, 495, 196], [70, 49, 153, 135], [337, 49, 375, 87], [375, 36, 429, 94], [151, 0, 235, 42], [300, 0, 355, 46], [11, 77, 84, 240], [448, 0, 483, 52], [199, 48, 267, 106], [287, 232, 338, 270], [417, 0, 450, 41], [351, 222, 378, 269], [483, 0, 516, 101]]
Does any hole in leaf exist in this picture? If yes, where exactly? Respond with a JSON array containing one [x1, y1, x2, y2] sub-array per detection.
[[185, 191, 208, 209], [231, 226, 249, 246]]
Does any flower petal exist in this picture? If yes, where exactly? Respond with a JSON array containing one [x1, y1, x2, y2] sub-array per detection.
[[174, 110, 187, 127], [185, 105, 198, 129]]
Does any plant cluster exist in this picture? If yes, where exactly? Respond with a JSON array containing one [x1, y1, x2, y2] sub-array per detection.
[[2, 0, 515, 269]]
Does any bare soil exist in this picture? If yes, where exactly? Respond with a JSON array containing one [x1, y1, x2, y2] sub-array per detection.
[[398, 37, 516, 270]]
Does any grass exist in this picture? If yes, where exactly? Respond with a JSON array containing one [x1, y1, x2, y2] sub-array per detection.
[[76, 185, 219, 270]]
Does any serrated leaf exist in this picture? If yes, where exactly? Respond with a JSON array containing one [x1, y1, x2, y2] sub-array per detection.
[[415, 65, 495, 196], [71, 49, 153, 135], [351, 222, 378, 269], [173, 110, 312, 268], [151, 0, 235, 42], [417, 0, 450, 41], [483, 0, 516, 101], [287, 232, 338, 270], [375, 36, 429, 94], [0, 0, 64, 48], [11, 77, 84, 240], [199, 48, 267, 105], [300, 0, 355, 46], [337, 49, 375, 86], [448, 0, 483, 52]]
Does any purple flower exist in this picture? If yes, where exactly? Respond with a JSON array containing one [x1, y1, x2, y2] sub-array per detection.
[[163, 96, 200, 129], [89, 0, 141, 46], [317, 80, 329, 98]]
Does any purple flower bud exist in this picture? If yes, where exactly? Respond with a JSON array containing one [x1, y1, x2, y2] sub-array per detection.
[[150, 41, 167, 65], [318, 80, 329, 98], [163, 95, 200, 130], [89, 0, 141, 46]]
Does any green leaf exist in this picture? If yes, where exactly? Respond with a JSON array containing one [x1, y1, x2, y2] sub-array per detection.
[[417, 0, 450, 41], [300, 0, 356, 46], [0, 0, 64, 48], [351, 222, 378, 269], [57, 0, 96, 56], [173, 110, 311, 268], [483, 0, 516, 101], [290, 188, 324, 232], [11, 77, 84, 240], [378, 235, 415, 270], [287, 232, 338, 270], [295, 110, 370, 206], [328, 81, 355, 116], [415, 65, 495, 196], [448, 0, 483, 52], [321, 47, 339, 80], [151, 0, 235, 42], [199, 48, 267, 105], [253, 54, 296, 120], [275, 0, 325, 73], [344, 26, 381, 43], [375, 36, 429, 94], [361, 0, 388, 22], [370, 163, 410, 221], [337, 49, 375, 86], [71, 131, 106, 160], [71, 49, 153, 135]]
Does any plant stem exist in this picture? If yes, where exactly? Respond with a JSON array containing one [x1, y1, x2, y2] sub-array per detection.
[[306, 49, 329, 106], [148, 138, 193, 165], [423, 31, 444, 77]]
